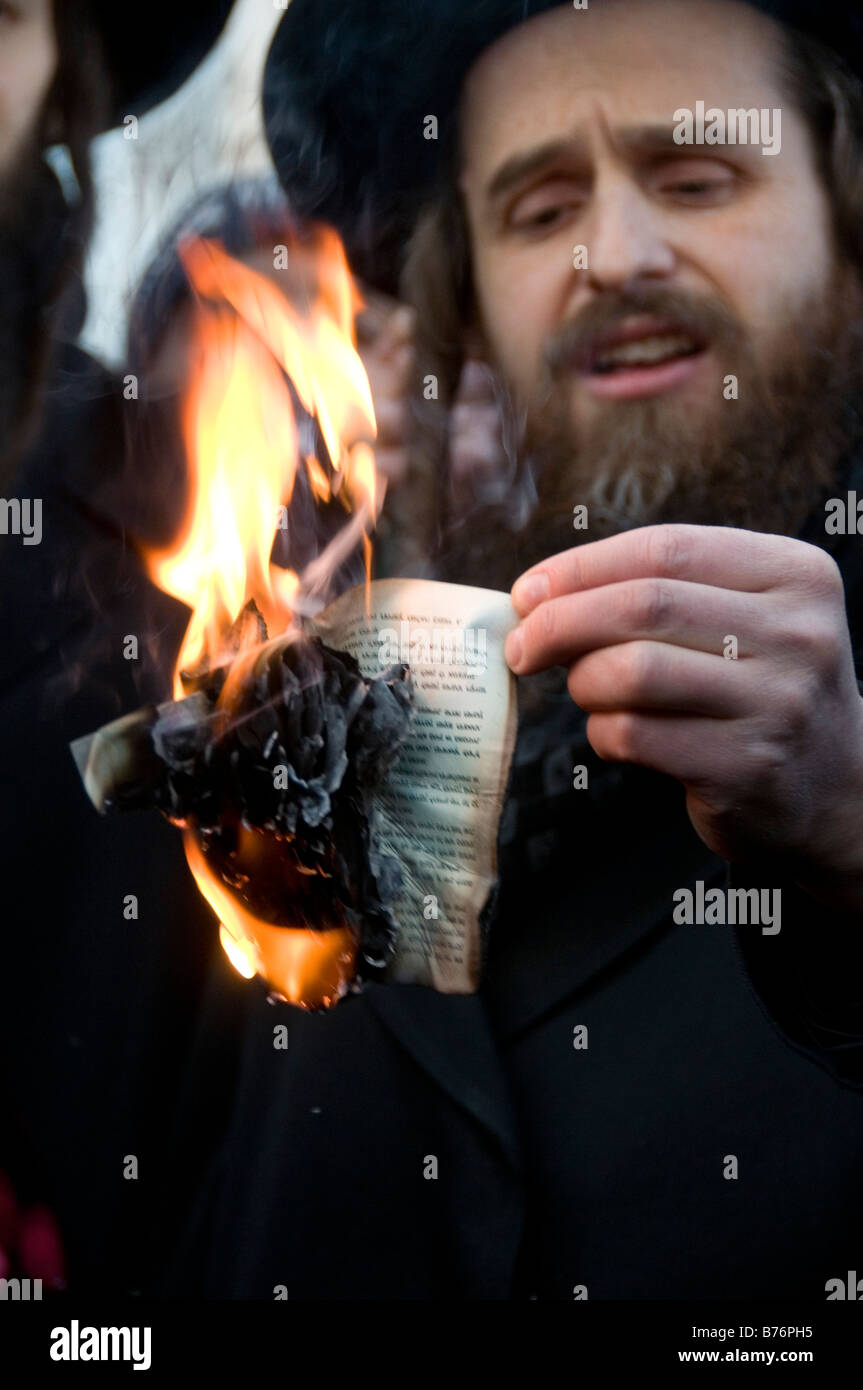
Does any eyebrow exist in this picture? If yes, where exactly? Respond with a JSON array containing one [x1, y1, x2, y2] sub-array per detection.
[[484, 138, 588, 204], [483, 123, 740, 203]]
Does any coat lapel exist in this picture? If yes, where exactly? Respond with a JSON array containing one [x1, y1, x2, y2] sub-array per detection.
[[362, 981, 522, 1170]]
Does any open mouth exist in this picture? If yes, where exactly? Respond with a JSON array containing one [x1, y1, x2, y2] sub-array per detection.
[[591, 330, 704, 374], [576, 318, 709, 399]]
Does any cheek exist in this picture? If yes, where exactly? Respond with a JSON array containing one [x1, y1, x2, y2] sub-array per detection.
[[0, 30, 58, 167], [698, 189, 834, 343], [473, 250, 562, 401]]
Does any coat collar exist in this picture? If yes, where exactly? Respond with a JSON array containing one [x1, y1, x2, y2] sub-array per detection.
[[362, 981, 523, 1170]]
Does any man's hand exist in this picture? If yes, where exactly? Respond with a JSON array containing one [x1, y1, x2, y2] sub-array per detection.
[[505, 524, 863, 912], [355, 290, 416, 487], [356, 290, 505, 502]]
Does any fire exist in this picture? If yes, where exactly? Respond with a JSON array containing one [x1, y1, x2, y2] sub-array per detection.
[[144, 228, 383, 1009]]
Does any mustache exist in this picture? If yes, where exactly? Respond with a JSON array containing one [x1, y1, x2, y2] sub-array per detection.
[[543, 284, 742, 378]]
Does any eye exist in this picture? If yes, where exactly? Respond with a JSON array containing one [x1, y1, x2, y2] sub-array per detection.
[[507, 179, 583, 235], [651, 159, 737, 205], [520, 205, 569, 228]]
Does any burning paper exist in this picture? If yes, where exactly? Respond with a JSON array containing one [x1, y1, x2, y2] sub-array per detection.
[[72, 616, 415, 1003], [71, 226, 517, 1010], [72, 226, 404, 1010]]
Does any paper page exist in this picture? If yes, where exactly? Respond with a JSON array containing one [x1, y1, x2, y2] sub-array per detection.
[[309, 578, 518, 991]]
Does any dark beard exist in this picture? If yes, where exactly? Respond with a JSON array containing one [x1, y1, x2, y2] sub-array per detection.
[[0, 129, 75, 491], [438, 271, 863, 590]]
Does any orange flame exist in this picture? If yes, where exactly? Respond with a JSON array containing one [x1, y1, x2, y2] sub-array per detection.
[[144, 229, 383, 1008]]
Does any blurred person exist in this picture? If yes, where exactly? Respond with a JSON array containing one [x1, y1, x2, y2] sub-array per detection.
[[0, 0, 101, 487], [0, 0, 234, 1294]]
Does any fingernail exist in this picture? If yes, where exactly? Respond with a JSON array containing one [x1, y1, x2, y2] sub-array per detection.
[[390, 306, 416, 339], [512, 571, 549, 614], [505, 627, 523, 671]]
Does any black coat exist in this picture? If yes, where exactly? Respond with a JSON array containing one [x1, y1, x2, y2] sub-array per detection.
[[0, 345, 216, 1292], [2, 350, 862, 1299], [156, 467, 863, 1301]]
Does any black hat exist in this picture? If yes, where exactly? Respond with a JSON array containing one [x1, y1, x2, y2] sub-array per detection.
[[92, 0, 236, 127], [262, 0, 863, 294]]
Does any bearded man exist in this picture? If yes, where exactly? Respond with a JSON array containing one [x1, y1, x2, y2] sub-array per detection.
[[163, 0, 863, 1302]]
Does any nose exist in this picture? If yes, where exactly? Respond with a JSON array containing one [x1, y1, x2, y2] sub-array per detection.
[[579, 176, 676, 293]]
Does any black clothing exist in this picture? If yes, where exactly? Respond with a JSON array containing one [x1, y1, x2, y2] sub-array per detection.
[[0, 344, 216, 1292], [154, 468, 863, 1301], [2, 349, 862, 1298]]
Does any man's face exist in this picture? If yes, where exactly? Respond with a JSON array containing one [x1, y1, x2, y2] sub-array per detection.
[[0, 0, 62, 486], [450, 0, 861, 558], [459, 0, 833, 426], [0, 0, 57, 173]]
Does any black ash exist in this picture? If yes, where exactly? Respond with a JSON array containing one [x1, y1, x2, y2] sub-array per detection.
[[71, 605, 414, 977]]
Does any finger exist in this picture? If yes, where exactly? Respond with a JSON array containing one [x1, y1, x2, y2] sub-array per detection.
[[506, 577, 765, 672], [355, 299, 389, 345], [356, 296, 415, 352], [586, 708, 742, 783], [373, 397, 409, 446], [510, 524, 813, 616], [450, 401, 500, 435], [454, 358, 498, 405], [449, 443, 501, 481], [566, 640, 751, 717], [387, 305, 416, 347], [372, 447, 410, 485], [362, 343, 413, 398]]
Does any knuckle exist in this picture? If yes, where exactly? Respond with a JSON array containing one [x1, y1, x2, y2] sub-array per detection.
[[749, 735, 787, 785], [806, 616, 842, 667], [627, 578, 675, 632], [645, 524, 688, 577], [449, 404, 472, 434], [782, 686, 811, 737], [617, 641, 655, 699], [766, 676, 816, 748], [801, 546, 845, 600], [609, 711, 642, 761], [777, 610, 842, 671]]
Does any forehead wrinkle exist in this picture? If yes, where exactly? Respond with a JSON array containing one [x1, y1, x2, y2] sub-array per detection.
[[459, 1, 789, 140], [474, 113, 755, 209]]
